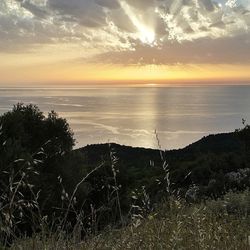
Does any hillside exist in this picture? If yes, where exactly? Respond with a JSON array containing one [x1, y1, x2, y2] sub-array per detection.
[[72, 132, 246, 198], [78, 132, 243, 169], [1, 104, 249, 248]]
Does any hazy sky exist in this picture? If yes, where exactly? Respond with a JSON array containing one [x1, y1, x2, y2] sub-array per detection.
[[0, 0, 250, 85]]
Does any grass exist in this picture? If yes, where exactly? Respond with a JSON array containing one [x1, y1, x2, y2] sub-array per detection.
[[80, 197, 250, 250], [9, 192, 250, 250], [2, 130, 250, 249]]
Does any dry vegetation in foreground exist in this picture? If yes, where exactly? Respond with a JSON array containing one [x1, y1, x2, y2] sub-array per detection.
[[2, 105, 250, 250], [10, 191, 250, 250]]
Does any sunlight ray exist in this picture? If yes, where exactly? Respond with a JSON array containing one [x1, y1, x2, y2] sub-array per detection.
[[120, 1, 155, 45]]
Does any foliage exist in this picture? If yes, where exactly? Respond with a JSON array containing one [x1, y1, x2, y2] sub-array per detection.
[[11, 191, 250, 250], [0, 103, 74, 154], [0, 104, 75, 244], [1, 104, 250, 248]]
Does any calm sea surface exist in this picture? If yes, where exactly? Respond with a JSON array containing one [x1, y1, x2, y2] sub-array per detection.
[[0, 86, 250, 150]]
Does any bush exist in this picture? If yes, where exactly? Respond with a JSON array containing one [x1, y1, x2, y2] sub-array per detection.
[[0, 104, 75, 245]]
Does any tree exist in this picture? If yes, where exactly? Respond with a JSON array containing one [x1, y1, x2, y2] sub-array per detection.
[[0, 103, 75, 155], [0, 104, 75, 242], [236, 123, 250, 166]]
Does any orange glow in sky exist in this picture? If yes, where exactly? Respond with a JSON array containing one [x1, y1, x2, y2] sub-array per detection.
[[0, 0, 250, 85], [1, 54, 249, 85]]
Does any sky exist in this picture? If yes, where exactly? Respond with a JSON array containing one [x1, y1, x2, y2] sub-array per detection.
[[0, 0, 250, 85]]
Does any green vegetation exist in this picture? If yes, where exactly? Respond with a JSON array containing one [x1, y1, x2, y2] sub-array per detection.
[[1, 104, 250, 249], [0, 104, 75, 245], [10, 191, 250, 249], [79, 192, 250, 250]]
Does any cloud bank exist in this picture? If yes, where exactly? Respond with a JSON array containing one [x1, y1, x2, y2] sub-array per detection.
[[0, 0, 249, 64]]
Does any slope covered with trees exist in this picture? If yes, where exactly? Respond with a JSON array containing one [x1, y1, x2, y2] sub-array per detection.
[[0, 104, 249, 247]]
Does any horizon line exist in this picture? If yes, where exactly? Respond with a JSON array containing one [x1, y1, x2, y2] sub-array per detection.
[[1, 78, 250, 88]]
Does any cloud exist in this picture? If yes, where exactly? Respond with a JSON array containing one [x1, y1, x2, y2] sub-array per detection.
[[125, 0, 156, 10], [92, 33, 250, 65], [0, 0, 249, 65], [95, 0, 120, 9], [16, 0, 48, 19], [47, 0, 108, 27]]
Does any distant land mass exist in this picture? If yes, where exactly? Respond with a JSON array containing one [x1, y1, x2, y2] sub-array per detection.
[[80, 132, 242, 163], [72, 131, 245, 199]]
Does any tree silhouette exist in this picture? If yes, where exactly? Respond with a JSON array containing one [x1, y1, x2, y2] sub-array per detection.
[[0, 104, 75, 239], [0, 103, 74, 154]]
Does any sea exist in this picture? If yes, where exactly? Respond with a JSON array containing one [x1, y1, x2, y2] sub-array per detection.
[[0, 85, 250, 150]]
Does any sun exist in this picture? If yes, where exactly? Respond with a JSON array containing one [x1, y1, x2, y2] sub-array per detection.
[[139, 26, 155, 45], [120, 1, 156, 45]]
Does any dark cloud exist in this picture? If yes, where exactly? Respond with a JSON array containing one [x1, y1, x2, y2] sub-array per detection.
[[199, 0, 216, 12], [108, 8, 136, 33], [92, 34, 250, 65], [16, 0, 48, 19], [95, 0, 120, 9], [47, 0, 108, 27]]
